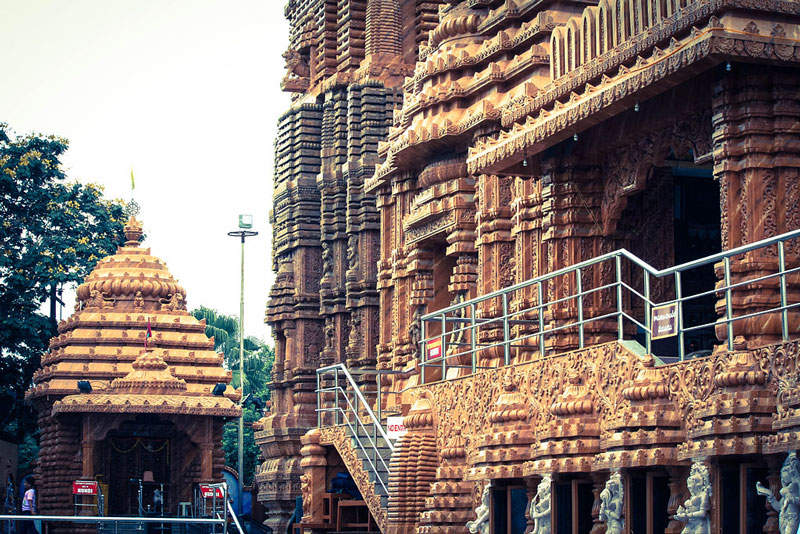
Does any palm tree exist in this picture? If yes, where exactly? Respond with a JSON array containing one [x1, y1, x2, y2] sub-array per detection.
[[191, 306, 273, 400]]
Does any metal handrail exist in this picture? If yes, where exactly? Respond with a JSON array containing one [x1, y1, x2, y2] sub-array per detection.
[[317, 390, 392, 495], [420, 229, 800, 382], [316, 364, 397, 497]]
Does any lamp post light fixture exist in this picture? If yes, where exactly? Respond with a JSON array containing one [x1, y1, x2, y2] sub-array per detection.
[[227, 215, 258, 515]]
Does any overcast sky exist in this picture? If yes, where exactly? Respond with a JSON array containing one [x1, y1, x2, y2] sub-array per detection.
[[1, 1, 291, 341]]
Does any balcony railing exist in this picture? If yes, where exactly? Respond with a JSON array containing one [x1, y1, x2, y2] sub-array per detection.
[[419, 229, 800, 383]]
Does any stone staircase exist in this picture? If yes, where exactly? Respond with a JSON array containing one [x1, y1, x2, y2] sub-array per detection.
[[348, 421, 392, 510]]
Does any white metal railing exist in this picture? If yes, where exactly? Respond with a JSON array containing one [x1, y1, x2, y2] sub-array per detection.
[[420, 229, 800, 383], [316, 364, 399, 496]]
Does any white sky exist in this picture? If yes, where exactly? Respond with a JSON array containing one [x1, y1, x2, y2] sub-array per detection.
[[1, 1, 291, 341]]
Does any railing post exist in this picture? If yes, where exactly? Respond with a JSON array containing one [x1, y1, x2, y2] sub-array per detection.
[[502, 292, 510, 365], [316, 370, 321, 427], [537, 280, 545, 358], [377, 372, 382, 425], [616, 255, 624, 340], [470, 303, 477, 374], [644, 270, 651, 355], [724, 256, 734, 351], [576, 267, 584, 349], [334, 367, 340, 426], [441, 313, 447, 380], [779, 240, 789, 342], [676, 271, 685, 361], [420, 317, 426, 385]]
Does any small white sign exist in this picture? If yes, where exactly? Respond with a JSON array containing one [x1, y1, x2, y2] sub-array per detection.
[[386, 416, 407, 440]]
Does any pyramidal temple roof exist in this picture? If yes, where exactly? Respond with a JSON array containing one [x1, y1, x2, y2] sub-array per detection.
[[27, 217, 241, 418]]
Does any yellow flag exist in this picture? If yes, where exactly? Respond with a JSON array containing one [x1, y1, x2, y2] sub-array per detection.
[[130, 168, 135, 191]]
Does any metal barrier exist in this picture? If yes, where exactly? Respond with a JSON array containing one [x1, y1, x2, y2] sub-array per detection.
[[315, 364, 399, 495], [420, 229, 800, 382], [0, 514, 227, 534]]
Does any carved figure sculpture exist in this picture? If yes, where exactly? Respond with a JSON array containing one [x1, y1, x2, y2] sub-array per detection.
[[347, 235, 358, 271], [676, 462, 712, 534], [161, 293, 185, 311], [757, 453, 800, 534], [300, 473, 310, 517], [133, 291, 144, 310], [408, 306, 423, 349], [321, 242, 333, 279], [530, 475, 552, 534], [600, 471, 624, 534], [282, 48, 309, 78], [86, 290, 112, 309], [466, 482, 491, 534]]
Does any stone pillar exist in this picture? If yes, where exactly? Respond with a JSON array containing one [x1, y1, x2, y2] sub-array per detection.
[[712, 65, 800, 348], [299, 430, 328, 524], [763, 456, 782, 534], [665, 466, 686, 534], [590, 472, 608, 534], [512, 174, 545, 361], [540, 158, 616, 354], [476, 173, 516, 367]]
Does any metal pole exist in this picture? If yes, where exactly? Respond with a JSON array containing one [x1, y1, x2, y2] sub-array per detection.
[[317, 371, 321, 428], [779, 240, 789, 342], [616, 255, 624, 340], [537, 281, 545, 358], [420, 317, 426, 385], [470, 303, 476, 374], [441, 313, 447, 380], [676, 271, 685, 361], [502, 293, 510, 365], [724, 256, 734, 351], [576, 268, 584, 349], [238, 235, 245, 516], [643, 270, 650, 354]]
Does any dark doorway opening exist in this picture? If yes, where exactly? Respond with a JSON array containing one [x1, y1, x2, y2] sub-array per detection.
[[99, 415, 174, 516]]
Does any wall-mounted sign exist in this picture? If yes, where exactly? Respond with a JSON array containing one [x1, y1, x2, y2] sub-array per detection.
[[386, 416, 408, 440], [427, 338, 442, 360], [651, 303, 679, 340], [72, 481, 98, 495]]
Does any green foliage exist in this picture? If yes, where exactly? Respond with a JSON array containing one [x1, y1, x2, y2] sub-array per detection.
[[191, 306, 275, 485], [0, 123, 127, 443], [191, 306, 274, 401]]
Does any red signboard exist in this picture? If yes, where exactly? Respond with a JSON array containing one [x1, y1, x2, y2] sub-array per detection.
[[199, 484, 224, 499], [427, 338, 442, 360], [73, 481, 98, 496]]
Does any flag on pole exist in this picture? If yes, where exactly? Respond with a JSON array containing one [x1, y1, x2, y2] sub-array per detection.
[[131, 168, 135, 191], [145, 318, 152, 349]]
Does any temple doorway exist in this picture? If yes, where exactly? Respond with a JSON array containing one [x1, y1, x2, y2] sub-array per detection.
[[98, 415, 175, 516], [618, 160, 720, 357]]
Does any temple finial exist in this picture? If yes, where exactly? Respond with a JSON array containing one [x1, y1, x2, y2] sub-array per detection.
[[124, 216, 143, 246]]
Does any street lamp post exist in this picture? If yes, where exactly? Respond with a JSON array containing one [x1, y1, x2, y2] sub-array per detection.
[[228, 215, 257, 516]]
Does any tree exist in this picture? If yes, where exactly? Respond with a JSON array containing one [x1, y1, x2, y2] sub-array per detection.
[[0, 123, 127, 455], [191, 306, 275, 485]]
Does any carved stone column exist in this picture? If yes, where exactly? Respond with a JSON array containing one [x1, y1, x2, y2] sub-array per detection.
[[712, 64, 800, 348], [477, 173, 516, 367], [590, 471, 608, 534], [763, 455, 782, 534], [665, 466, 687, 534], [299, 429, 328, 524], [512, 174, 545, 361], [540, 157, 616, 354]]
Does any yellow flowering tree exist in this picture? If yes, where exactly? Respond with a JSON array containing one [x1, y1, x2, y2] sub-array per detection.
[[0, 123, 127, 453]]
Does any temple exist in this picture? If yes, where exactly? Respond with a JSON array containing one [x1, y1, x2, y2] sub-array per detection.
[[263, 1, 800, 533], [27, 217, 240, 527]]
